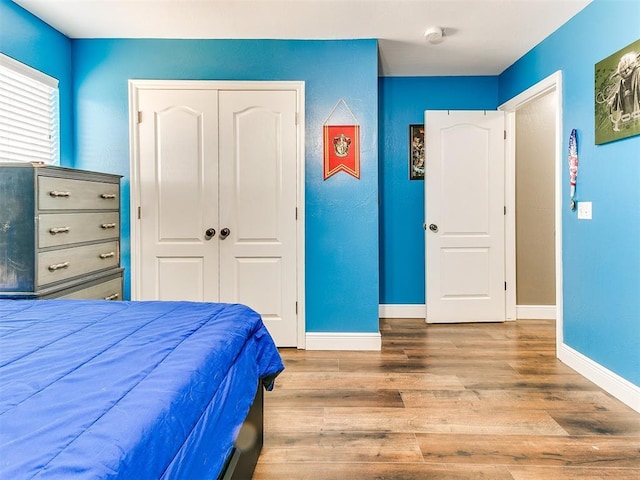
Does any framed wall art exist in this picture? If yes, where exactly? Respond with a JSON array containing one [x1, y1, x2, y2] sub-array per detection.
[[409, 124, 425, 180], [595, 38, 640, 145]]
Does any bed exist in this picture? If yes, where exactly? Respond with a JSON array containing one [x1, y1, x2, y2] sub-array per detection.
[[0, 299, 284, 479]]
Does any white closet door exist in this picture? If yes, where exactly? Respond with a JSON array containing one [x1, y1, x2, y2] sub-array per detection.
[[218, 89, 298, 346], [138, 89, 219, 301], [134, 84, 301, 346]]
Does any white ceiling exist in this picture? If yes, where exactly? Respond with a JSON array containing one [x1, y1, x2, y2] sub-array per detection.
[[13, 0, 592, 76]]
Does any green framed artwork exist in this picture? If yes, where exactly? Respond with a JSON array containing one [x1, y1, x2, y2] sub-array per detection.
[[595, 38, 640, 145]]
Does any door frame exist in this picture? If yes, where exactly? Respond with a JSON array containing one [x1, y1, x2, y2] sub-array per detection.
[[128, 79, 306, 348], [499, 71, 563, 352]]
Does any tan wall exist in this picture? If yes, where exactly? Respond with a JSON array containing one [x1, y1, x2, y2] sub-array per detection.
[[515, 91, 556, 305]]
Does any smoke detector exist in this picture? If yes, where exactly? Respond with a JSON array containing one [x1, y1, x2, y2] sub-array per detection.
[[424, 26, 444, 44]]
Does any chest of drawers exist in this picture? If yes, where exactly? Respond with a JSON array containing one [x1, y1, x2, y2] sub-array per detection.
[[0, 164, 123, 300]]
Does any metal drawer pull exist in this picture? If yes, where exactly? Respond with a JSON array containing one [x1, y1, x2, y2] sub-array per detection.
[[101, 223, 117, 229], [49, 227, 71, 235], [48, 262, 70, 272], [100, 193, 117, 199], [104, 293, 119, 301], [49, 191, 71, 198], [99, 252, 115, 259]]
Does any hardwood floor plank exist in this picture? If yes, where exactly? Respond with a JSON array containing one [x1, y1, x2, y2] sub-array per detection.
[[253, 462, 515, 480], [508, 466, 640, 479], [259, 431, 423, 463], [273, 371, 466, 391], [264, 407, 324, 432], [337, 357, 518, 375], [416, 433, 640, 467], [401, 389, 630, 412], [265, 388, 405, 408], [549, 411, 640, 436], [457, 373, 600, 391], [319, 406, 568, 435]]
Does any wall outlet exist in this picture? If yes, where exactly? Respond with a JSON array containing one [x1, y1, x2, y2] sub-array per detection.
[[577, 201, 592, 220]]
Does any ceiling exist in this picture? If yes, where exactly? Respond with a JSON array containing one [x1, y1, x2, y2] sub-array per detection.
[[13, 0, 592, 76]]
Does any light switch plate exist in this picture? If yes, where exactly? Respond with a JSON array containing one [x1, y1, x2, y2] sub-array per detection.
[[577, 201, 592, 220]]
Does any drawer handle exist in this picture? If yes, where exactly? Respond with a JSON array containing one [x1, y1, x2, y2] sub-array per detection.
[[101, 223, 117, 229], [49, 226, 71, 235], [48, 262, 70, 272], [49, 191, 71, 198], [104, 293, 119, 301], [99, 252, 115, 259], [100, 193, 117, 199]]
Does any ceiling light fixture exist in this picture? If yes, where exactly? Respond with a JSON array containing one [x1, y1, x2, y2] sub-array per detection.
[[424, 26, 444, 44]]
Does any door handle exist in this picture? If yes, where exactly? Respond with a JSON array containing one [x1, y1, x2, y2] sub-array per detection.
[[220, 227, 230, 239], [429, 224, 439, 233], [205, 228, 216, 240]]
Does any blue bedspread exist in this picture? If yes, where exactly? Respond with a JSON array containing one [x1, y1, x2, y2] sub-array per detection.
[[0, 300, 284, 479]]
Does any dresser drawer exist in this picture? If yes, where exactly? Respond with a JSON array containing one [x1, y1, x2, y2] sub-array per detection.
[[38, 212, 119, 248], [57, 277, 123, 300], [38, 176, 119, 211], [37, 241, 119, 286]]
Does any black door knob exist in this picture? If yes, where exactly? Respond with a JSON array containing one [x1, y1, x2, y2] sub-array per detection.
[[220, 228, 230, 239], [205, 228, 216, 239], [429, 224, 439, 233]]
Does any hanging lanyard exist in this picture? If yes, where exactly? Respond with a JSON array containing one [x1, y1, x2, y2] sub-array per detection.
[[568, 129, 578, 211]]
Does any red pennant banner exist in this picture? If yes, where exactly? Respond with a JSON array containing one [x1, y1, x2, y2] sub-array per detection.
[[323, 125, 360, 180]]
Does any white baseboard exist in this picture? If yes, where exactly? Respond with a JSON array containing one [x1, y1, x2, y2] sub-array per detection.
[[379, 304, 425, 319], [305, 332, 382, 351], [380, 304, 554, 321], [559, 343, 640, 413], [517, 304, 556, 320]]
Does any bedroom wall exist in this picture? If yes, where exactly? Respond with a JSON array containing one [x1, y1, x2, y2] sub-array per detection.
[[70, 38, 380, 335], [378, 76, 499, 305], [0, 0, 73, 166], [499, 0, 639, 386]]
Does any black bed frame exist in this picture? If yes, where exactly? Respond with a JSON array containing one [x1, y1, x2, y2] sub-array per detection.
[[217, 385, 264, 480]]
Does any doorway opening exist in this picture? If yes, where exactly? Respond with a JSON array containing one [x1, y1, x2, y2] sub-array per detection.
[[500, 71, 563, 353]]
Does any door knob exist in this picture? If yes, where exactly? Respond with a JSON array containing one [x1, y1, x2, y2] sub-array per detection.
[[220, 227, 230, 239], [429, 224, 439, 233], [205, 228, 216, 239]]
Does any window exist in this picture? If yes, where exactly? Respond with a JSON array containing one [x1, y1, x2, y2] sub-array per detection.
[[0, 54, 59, 165]]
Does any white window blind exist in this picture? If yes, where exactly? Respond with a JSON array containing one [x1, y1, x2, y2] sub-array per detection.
[[0, 54, 59, 165]]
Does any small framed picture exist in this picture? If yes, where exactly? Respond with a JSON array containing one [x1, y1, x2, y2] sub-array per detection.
[[409, 124, 425, 180]]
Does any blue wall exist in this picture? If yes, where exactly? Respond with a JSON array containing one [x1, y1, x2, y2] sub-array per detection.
[[500, 0, 640, 385], [0, 0, 73, 166], [379, 76, 499, 304], [71, 39, 380, 334]]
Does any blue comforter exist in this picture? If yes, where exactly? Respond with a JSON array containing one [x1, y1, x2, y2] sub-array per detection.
[[0, 300, 284, 479]]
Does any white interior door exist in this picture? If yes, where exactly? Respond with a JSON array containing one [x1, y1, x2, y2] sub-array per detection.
[[218, 90, 298, 346], [137, 89, 219, 301], [425, 110, 505, 323]]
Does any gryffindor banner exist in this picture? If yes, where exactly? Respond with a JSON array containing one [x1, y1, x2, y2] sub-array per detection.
[[323, 124, 360, 180], [323, 99, 360, 180]]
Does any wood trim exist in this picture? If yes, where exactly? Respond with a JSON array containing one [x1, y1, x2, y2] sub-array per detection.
[[379, 304, 426, 319], [305, 332, 381, 351], [516, 305, 557, 320]]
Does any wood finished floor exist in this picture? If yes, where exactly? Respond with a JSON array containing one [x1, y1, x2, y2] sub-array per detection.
[[253, 319, 640, 479]]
